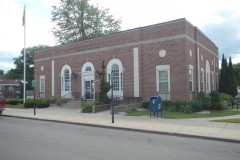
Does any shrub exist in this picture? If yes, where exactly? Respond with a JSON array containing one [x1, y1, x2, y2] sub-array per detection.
[[81, 102, 94, 113], [190, 100, 203, 112], [56, 98, 64, 106], [142, 101, 149, 109], [162, 100, 172, 110], [36, 99, 50, 108], [196, 91, 210, 110], [171, 101, 189, 112], [6, 99, 19, 105], [180, 105, 192, 114], [24, 99, 35, 108], [210, 91, 223, 110], [125, 107, 138, 114]]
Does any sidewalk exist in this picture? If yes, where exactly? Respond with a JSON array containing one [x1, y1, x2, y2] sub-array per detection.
[[2, 106, 240, 143]]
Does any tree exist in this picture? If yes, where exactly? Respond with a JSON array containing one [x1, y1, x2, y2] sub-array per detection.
[[228, 57, 238, 97], [233, 63, 240, 87], [99, 61, 111, 104], [219, 54, 228, 94], [51, 0, 121, 44], [4, 45, 50, 92], [0, 70, 4, 76]]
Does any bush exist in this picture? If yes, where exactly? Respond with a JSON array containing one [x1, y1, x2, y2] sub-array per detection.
[[196, 91, 210, 110], [24, 99, 50, 108], [142, 101, 149, 109], [180, 105, 192, 114], [6, 99, 19, 105], [56, 98, 64, 106], [81, 102, 94, 113], [171, 101, 189, 112], [24, 99, 35, 108], [125, 107, 138, 114], [190, 100, 203, 112], [162, 100, 172, 110], [36, 99, 50, 108], [210, 91, 223, 110]]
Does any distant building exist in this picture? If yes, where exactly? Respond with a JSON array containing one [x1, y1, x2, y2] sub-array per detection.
[[0, 76, 21, 98], [34, 18, 219, 101]]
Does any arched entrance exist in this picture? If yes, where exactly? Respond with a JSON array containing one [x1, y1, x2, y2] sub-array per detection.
[[61, 65, 72, 98], [81, 62, 95, 100]]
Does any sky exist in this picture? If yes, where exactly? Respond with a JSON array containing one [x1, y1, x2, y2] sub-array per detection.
[[0, 0, 240, 73]]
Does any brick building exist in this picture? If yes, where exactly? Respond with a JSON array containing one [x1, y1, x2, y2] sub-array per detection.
[[34, 18, 219, 101]]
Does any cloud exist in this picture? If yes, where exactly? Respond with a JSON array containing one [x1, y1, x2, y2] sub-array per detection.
[[201, 10, 240, 62]]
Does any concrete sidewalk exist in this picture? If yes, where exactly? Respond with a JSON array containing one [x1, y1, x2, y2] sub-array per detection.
[[2, 106, 240, 143]]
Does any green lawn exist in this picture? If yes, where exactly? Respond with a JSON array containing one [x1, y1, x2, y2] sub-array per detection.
[[6, 104, 25, 109], [213, 118, 240, 123], [126, 110, 240, 119]]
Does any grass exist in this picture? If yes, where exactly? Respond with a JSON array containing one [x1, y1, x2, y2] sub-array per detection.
[[126, 110, 240, 119], [213, 118, 240, 123], [6, 104, 25, 109]]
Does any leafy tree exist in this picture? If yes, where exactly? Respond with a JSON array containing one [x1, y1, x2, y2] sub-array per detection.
[[51, 0, 121, 44], [99, 61, 111, 104], [233, 63, 240, 87], [4, 45, 50, 92], [0, 70, 4, 75], [228, 57, 238, 97], [219, 54, 228, 94]]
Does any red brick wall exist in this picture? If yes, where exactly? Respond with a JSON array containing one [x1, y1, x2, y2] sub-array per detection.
[[34, 18, 218, 101]]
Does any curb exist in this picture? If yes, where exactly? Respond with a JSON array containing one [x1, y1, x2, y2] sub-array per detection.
[[2, 114, 240, 144]]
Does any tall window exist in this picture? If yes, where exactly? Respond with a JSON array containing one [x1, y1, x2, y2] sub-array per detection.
[[64, 69, 71, 91], [40, 76, 45, 92], [200, 70, 204, 91], [158, 70, 169, 93], [189, 69, 193, 91], [111, 64, 120, 91], [107, 59, 123, 97], [211, 72, 214, 90], [207, 73, 210, 92], [9, 86, 13, 91], [40, 76, 45, 98], [216, 73, 218, 90]]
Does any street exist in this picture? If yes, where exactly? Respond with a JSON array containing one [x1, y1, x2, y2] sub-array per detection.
[[0, 117, 239, 160]]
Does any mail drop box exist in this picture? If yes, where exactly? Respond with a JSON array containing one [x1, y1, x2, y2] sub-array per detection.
[[149, 96, 162, 113]]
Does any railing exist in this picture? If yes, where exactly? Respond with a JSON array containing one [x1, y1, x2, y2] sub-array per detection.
[[61, 92, 82, 101], [157, 92, 171, 100]]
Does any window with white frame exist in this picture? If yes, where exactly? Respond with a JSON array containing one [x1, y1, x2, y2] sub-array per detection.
[[40, 76, 45, 92], [211, 71, 214, 90], [207, 73, 210, 92], [64, 69, 71, 91], [200, 69, 204, 91], [107, 59, 123, 97], [9, 86, 13, 91], [189, 65, 194, 92], [216, 73, 218, 90], [156, 65, 170, 93]]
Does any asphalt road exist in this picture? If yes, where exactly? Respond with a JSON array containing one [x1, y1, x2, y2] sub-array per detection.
[[0, 117, 239, 160]]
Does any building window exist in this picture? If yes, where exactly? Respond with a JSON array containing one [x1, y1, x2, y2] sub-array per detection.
[[200, 69, 204, 91], [85, 66, 92, 71], [111, 64, 120, 91], [207, 73, 210, 92], [156, 65, 170, 100], [0, 86, 4, 90], [64, 69, 71, 91], [40, 76, 45, 92], [9, 86, 13, 91], [216, 73, 218, 90], [40, 76, 45, 98], [107, 59, 123, 97], [211, 71, 214, 90], [189, 69, 193, 92]]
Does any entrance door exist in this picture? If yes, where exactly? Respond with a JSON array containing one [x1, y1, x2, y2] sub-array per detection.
[[85, 80, 94, 99]]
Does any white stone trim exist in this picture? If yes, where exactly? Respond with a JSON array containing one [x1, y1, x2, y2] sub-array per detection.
[[51, 60, 55, 96], [133, 48, 139, 97]]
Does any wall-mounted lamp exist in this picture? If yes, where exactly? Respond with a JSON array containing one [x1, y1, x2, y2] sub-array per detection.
[[71, 72, 77, 79]]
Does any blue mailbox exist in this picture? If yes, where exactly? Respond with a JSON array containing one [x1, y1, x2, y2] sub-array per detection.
[[149, 96, 162, 117]]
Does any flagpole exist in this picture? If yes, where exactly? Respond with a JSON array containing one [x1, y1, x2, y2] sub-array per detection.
[[23, 5, 26, 104]]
